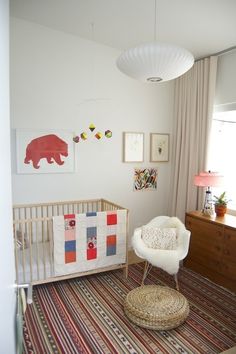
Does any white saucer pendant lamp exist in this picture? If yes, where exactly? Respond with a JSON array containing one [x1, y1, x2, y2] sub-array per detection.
[[116, 0, 194, 83], [116, 42, 194, 83]]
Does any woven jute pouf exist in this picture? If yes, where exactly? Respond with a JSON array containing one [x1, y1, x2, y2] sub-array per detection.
[[124, 285, 189, 330]]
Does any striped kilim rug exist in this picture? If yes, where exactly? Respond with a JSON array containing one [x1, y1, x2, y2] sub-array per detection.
[[23, 263, 236, 354]]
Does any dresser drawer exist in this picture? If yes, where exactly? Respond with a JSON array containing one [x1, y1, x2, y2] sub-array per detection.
[[186, 216, 223, 240], [185, 211, 236, 293], [224, 227, 236, 263], [221, 261, 236, 281], [186, 215, 223, 265]]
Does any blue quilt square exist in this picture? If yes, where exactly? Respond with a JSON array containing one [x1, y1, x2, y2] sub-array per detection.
[[107, 245, 116, 256], [65, 240, 76, 252], [87, 227, 97, 237], [86, 212, 97, 217]]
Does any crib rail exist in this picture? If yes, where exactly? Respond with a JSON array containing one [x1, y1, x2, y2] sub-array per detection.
[[13, 199, 102, 220], [13, 199, 129, 286], [13, 198, 125, 221]]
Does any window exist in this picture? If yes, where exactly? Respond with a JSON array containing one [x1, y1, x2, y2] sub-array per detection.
[[208, 109, 236, 211]]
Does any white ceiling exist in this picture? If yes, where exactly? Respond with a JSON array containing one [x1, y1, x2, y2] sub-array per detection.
[[10, 0, 236, 59]]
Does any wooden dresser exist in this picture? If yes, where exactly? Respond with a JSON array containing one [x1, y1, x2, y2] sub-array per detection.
[[185, 211, 236, 293]]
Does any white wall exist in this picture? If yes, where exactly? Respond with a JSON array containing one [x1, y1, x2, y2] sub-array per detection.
[[0, 1, 16, 353], [11, 18, 174, 239], [215, 49, 236, 107]]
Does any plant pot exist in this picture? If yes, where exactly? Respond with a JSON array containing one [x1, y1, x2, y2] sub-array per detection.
[[215, 204, 227, 217]]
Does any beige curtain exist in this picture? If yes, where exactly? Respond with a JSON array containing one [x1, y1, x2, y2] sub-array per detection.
[[168, 56, 218, 221]]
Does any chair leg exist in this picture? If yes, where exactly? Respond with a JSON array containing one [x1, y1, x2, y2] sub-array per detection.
[[141, 261, 152, 285], [174, 273, 179, 291]]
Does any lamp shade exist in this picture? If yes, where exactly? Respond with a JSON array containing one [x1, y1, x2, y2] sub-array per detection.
[[116, 42, 194, 82], [194, 171, 224, 187]]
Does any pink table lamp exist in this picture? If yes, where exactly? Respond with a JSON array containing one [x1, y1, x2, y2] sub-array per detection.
[[194, 171, 224, 215]]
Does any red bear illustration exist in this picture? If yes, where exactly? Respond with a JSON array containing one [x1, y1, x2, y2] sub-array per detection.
[[24, 134, 68, 169]]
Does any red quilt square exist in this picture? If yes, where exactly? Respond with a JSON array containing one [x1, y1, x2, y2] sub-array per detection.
[[107, 235, 116, 246], [64, 214, 75, 220], [65, 251, 76, 263], [107, 213, 117, 225], [87, 248, 97, 260]]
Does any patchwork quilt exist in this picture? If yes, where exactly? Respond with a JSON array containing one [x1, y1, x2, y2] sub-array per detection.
[[53, 210, 127, 276]]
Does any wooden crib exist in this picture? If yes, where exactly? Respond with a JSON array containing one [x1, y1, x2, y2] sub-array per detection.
[[13, 199, 129, 302]]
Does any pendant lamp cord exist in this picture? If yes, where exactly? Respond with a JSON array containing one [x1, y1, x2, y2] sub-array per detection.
[[154, 0, 157, 41], [91, 22, 95, 99]]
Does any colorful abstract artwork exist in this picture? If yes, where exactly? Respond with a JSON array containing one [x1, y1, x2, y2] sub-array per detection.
[[16, 130, 74, 174], [134, 168, 158, 191]]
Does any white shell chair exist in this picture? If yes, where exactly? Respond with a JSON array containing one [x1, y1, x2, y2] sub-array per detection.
[[132, 216, 191, 290]]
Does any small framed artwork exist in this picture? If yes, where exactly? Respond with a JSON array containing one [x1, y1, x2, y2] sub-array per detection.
[[123, 132, 144, 162], [134, 168, 158, 191], [150, 133, 169, 162], [16, 130, 74, 174]]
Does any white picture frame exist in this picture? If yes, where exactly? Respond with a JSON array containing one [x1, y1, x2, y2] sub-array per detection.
[[16, 130, 74, 174], [123, 132, 144, 162], [150, 133, 169, 162]]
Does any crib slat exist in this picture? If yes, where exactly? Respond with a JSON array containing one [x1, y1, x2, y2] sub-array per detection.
[[14, 227, 19, 284], [48, 220, 53, 277], [29, 221, 33, 283], [21, 223, 26, 284], [42, 220, 46, 278], [36, 221, 40, 280]]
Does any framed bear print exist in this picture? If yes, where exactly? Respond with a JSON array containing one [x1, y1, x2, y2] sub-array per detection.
[[16, 130, 74, 174]]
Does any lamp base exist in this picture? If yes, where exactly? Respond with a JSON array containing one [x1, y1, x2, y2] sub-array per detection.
[[202, 189, 214, 216], [201, 206, 214, 216]]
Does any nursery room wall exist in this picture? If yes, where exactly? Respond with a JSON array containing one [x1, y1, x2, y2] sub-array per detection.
[[215, 50, 236, 107], [10, 17, 174, 239]]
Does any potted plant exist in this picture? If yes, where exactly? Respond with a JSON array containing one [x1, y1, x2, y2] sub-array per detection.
[[213, 192, 230, 217]]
